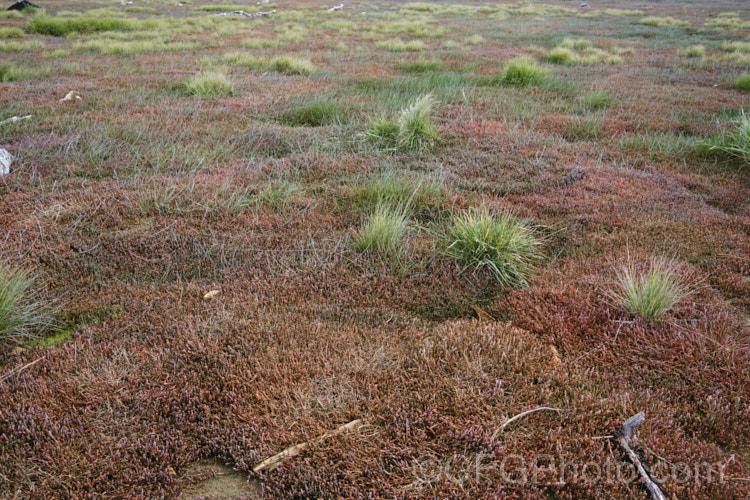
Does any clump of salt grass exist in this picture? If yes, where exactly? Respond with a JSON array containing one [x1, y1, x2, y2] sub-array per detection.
[[737, 74, 750, 92], [679, 45, 705, 58], [183, 72, 233, 98], [0, 265, 53, 349], [439, 208, 543, 286], [611, 258, 690, 319], [703, 111, 750, 164], [396, 94, 439, 152], [363, 94, 440, 153], [375, 38, 427, 52], [501, 56, 548, 86], [639, 16, 690, 28], [354, 203, 410, 255]]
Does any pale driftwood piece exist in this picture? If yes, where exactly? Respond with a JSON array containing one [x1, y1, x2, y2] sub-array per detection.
[[253, 419, 363, 472], [491, 407, 566, 439], [0, 357, 44, 384], [328, 4, 343, 12], [215, 9, 276, 17], [616, 412, 667, 500], [0, 115, 31, 126]]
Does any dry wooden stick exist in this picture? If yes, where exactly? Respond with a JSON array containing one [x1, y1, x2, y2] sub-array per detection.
[[616, 412, 667, 500], [0, 356, 44, 384], [491, 407, 566, 439], [253, 419, 363, 472]]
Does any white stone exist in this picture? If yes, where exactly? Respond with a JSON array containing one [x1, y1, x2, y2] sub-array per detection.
[[0, 149, 11, 176]]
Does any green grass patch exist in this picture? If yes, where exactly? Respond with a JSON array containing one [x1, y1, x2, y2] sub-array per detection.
[[438, 208, 542, 286], [639, 16, 690, 28], [182, 72, 233, 98], [355, 203, 410, 255], [0, 265, 53, 350], [580, 91, 612, 110], [26, 14, 138, 36], [0, 27, 24, 38], [678, 45, 705, 58], [702, 111, 750, 164], [277, 97, 349, 127], [0, 62, 41, 82], [501, 56, 548, 86], [376, 39, 427, 52], [544, 38, 623, 65], [358, 170, 447, 215], [223, 52, 316, 75], [398, 58, 446, 73], [737, 74, 750, 92], [611, 257, 689, 319], [0, 40, 43, 52]]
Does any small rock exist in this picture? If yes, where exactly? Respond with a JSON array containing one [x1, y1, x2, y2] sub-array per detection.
[[0, 149, 11, 176]]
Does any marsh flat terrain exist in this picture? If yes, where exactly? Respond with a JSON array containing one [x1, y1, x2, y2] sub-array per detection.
[[1, 0, 749, 498]]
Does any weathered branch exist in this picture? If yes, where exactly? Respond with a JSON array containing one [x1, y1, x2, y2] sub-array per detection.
[[215, 9, 276, 17], [616, 412, 667, 500], [253, 419, 363, 472]]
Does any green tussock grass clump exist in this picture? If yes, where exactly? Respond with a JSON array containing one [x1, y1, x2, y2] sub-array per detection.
[[363, 94, 440, 153], [0, 27, 24, 39], [737, 74, 750, 92], [639, 16, 690, 28], [702, 111, 750, 164], [376, 39, 427, 52], [182, 72, 233, 98], [398, 58, 446, 73], [358, 171, 447, 214], [354, 203, 410, 255], [277, 97, 349, 127], [0, 40, 43, 52], [679, 45, 705, 58], [501, 56, 548, 86], [705, 13, 750, 29], [611, 258, 690, 319], [223, 53, 316, 75], [396, 94, 439, 152], [439, 208, 543, 286], [75, 39, 198, 54], [26, 14, 138, 36], [0, 265, 53, 349], [0, 62, 39, 82], [545, 39, 623, 65], [580, 91, 612, 110]]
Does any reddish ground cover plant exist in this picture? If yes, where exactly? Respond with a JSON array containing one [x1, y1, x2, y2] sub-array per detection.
[[0, 0, 749, 498]]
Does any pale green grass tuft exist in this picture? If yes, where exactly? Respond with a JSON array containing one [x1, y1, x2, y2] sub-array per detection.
[[223, 53, 316, 75], [679, 45, 705, 58], [359, 170, 447, 214], [580, 91, 612, 110], [545, 39, 623, 65], [0, 40, 43, 52], [704, 111, 750, 164], [737, 74, 750, 92], [355, 203, 410, 254], [639, 16, 690, 28], [0, 27, 24, 38], [183, 72, 233, 98], [612, 258, 689, 319], [396, 94, 439, 153], [376, 39, 427, 52], [439, 208, 543, 286], [0, 265, 53, 349], [501, 56, 548, 86]]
